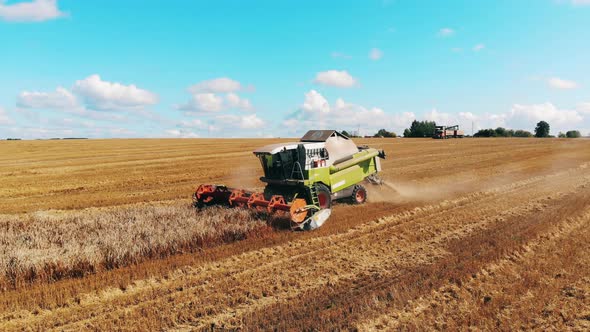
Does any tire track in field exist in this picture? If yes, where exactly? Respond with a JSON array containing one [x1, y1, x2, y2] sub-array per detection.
[[185, 169, 590, 328], [188, 190, 580, 331], [236, 180, 590, 331], [356, 195, 590, 330], [4, 164, 587, 331]]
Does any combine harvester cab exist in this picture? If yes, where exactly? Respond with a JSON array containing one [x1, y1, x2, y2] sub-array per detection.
[[194, 130, 386, 230]]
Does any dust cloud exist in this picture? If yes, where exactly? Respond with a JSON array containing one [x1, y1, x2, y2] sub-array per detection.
[[368, 176, 486, 204], [368, 181, 461, 203]]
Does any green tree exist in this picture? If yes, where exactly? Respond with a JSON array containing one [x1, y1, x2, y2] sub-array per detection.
[[341, 130, 351, 137], [494, 127, 508, 137], [566, 130, 581, 138], [534, 121, 550, 138], [374, 129, 396, 138], [474, 129, 497, 137], [558, 132, 566, 138], [404, 120, 437, 137], [513, 130, 533, 137]]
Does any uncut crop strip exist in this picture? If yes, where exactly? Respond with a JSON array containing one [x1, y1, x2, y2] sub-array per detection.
[[3, 163, 588, 331], [0, 205, 269, 290], [0, 200, 418, 316]]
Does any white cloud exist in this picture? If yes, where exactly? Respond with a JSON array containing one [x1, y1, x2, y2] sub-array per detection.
[[292, 94, 587, 138], [458, 111, 477, 121], [0, 107, 14, 125], [165, 129, 182, 137], [0, 0, 65, 22], [16, 75, 160, 124], [179, 119, 206, 129], [421, 104, 585, 134], [15, 84, 132, 122], [330, 100, 414, 130], [70, 108, 127, 121], [165, 129, 200, 138], [313, 70, 358, 88], [547, 77, 578, 90], [188, 77, 246, 93], [178, 92, 253, 112], [369, 48, 383, 60], [285, 90, 414, 136], [424, 109, 457, 126], [73, 74, 158, 110], [226, 92, 253, 111], [240, 114, 265, 129], [438, 28, 455, 37], [17, 87, 78, 109], [571, 0, 590, 6], [509, 103, 582, 128], [302, 90, 330, 113], [484, 113, 509, 128], [578, 102, 590, 114], [216, 113, 265, 129], [473, 43, 485, 52], [178, 93, 224, 112], [179, 78, 253, 112]]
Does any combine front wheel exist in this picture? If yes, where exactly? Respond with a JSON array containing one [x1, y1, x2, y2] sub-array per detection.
[[315, 183, 332, 209]]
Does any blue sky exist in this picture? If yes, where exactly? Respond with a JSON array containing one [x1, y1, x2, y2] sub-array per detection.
[[1, 0, 589, 138]]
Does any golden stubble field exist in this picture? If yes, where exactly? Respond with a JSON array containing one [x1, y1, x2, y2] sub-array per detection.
[[1, 137, 590, 331]]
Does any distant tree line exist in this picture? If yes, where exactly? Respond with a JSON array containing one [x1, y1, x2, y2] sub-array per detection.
[[373, 129, 397, 138], [474, 128, 533, 137], [344, 120, 585, 140], [558, 130, 582, 138], [467, 121, 582, 139]]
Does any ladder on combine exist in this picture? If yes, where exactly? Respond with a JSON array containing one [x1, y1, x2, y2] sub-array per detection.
[[308, 183, 320, 208], [291, 161, 305, 180]]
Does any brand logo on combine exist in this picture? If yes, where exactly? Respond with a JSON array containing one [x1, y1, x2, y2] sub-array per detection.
[[333, 180, 346, 189]]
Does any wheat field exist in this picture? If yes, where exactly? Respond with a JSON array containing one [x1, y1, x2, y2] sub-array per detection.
[[1, 137, 590, 330]]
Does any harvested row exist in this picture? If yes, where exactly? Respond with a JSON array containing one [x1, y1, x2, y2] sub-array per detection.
[[358, 199, 590, 330], [234, 172, 590, 330], [3, 161, 589, 331], [2, 138, 590, 331]]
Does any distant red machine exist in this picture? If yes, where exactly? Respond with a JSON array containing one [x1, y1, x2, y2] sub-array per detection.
[[433, 125, 464, 139]]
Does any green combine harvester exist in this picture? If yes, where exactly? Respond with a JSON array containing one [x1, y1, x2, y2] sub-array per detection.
[[194, 130, 386, 230]]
